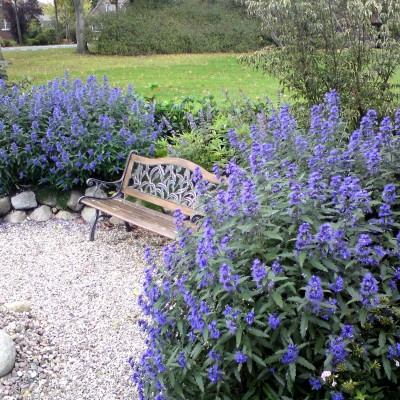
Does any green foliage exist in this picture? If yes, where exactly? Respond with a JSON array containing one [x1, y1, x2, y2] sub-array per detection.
[[154, 93, 273, 169], [0, 65, 8, 82], [86, 0, 265, 55], [0, 38, 17, 47], [240, 0, 400, 123], [34, 28, 57, 45]]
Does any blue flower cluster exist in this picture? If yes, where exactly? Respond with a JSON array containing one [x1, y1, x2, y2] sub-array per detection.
[[132, 91, 400, 399], [0, 74, 162, 194]]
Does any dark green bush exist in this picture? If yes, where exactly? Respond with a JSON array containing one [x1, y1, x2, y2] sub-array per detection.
[[86, 0, 265, 55], [35, 28, 57, 45]]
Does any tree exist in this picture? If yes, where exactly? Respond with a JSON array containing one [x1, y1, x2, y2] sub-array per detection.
[[73, 0, 88, 53], [240, 0, 400, 122], [4, 0, 43, 45], [53, 0, 61, 44]]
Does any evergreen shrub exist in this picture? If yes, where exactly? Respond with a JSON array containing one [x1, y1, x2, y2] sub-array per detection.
[[0, 74, 162, 195], [86, 0, 265, 55], [132, 92, 400, 399]]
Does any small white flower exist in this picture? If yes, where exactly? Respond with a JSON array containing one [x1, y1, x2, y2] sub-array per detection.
[[321, 371, 332, 381], [395, 360, 400, 367], [332, 380, 337, 387]]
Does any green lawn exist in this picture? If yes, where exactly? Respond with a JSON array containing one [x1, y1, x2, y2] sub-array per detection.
[[5, 48, 400, 104], [5, 48, 283, 102]]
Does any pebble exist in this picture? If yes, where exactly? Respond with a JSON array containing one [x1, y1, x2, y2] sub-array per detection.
[[0, 219, 166, 399]]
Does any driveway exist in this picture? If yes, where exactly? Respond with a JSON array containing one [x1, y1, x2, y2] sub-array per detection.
[[2, 44, 77, 52]]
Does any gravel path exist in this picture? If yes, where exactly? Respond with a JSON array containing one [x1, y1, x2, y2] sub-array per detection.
[[0, 219, 167, 400]]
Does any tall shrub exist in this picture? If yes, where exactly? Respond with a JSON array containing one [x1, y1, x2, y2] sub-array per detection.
[[132, 92, 400, 399], [0, 74, 162, 195], [86, 0, 265, 55], [239, 0, 400, 123]]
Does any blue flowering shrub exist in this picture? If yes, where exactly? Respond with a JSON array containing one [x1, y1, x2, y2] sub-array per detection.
[[0, 74, 162, 195], [131, 91, 400, 400]]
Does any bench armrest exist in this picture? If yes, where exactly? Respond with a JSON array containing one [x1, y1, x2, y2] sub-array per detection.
[[189, 213, 204, 224], [86, 177, 123, 191], [78, 177, 123, 204]]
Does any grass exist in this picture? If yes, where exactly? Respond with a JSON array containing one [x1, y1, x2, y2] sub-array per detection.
[[5, 48, 400, 104], [4, 48, 283, 102]]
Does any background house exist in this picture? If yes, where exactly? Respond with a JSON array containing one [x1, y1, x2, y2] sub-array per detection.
[[91, 0, 128, 16], [0, 0, 12, 40]]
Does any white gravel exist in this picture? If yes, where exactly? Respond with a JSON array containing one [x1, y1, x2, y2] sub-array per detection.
[[0, 219, 167, 400]]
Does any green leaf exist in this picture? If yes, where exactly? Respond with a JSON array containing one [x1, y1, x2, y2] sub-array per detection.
[[168, 371, 176, 388], [195, 374, 204, 393], [296, 356, 316, 371], [265, 231, 284, 241], [233, 366, 241, 382], [379, 331, 386, 348], [298, 250, 307, 267], [236, 325, 243, 348], [271, 291, 283, 308], [359, 308, 367, 327], [252, 353, 267, 367], [191, 343, 204, 360], [300, 314, 308, 338], [347, 286, 359, 300], [289, 363, 296, 386], [242, 386, 256, 400], [265, 353, 282, 364], [248, 327, 269, 338], [309, 259, 328, 272], [382, 356, 392, 380], [262, 384, 280, 400]]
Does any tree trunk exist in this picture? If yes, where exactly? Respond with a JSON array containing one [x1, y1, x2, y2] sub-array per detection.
[[13, 0, 23, 45], [0, 47, 4, 61], [73, 0, 88, 53], [64, 5, 70, 41], [54, 0, 61, 44]]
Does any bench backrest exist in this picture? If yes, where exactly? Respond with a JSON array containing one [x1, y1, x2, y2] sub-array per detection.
[[120, 153, 221, 216]]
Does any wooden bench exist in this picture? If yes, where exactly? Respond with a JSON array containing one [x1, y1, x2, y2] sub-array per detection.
[[78, 152, 221, 241]]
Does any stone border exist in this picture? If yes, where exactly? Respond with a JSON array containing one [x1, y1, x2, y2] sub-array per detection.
[[0, 188, 124, 226]]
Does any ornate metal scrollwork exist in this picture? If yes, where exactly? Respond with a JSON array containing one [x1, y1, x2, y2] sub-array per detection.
[[127, 162, 216, 209]]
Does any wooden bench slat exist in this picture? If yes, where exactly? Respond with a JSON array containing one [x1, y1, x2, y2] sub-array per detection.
[[81, 197, 196, 239], [122, 186, 201, 217]]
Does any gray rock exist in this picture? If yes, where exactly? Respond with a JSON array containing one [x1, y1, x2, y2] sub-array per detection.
[[81, 206, 97, 224], [84, 186, 108, 199], [37, 192, 57, 207], [67, 191, 84, 212], [11, 191, 37, 210], [54, 211, 78, 220], [29, 205, 53, 222], [0, 330, 16, 378], [0, 197, 11, 216], [4, 301, 32, 313], [5, 211, 27, 224], [109, 216, 125, 225]]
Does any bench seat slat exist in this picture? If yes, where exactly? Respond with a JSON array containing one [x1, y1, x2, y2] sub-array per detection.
[[122, 186, 200, 217], [80, 197, 195, 239]]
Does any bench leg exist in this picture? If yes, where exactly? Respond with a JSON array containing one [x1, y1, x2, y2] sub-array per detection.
[[124, 222, 132, 232], [89, 210, 100, 241]]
